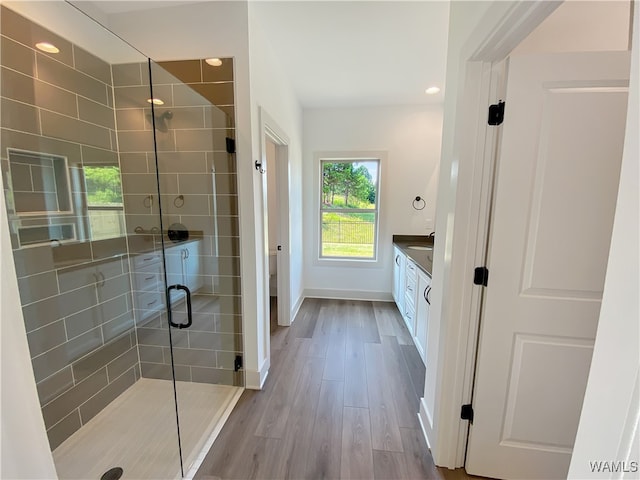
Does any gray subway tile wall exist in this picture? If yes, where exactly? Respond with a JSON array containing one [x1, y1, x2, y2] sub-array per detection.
[[1, 7, 138, 449], [1, 5, 243, 453]]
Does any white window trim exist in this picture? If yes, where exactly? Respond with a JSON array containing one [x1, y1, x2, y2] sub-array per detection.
[[313, 150, 388, 268]]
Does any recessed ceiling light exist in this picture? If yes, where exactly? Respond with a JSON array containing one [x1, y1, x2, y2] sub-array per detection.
[[425, 86, 441, 95], [205, 58, 223, 67], [35, 42, 59, 54], [147, 98, 165, 106]]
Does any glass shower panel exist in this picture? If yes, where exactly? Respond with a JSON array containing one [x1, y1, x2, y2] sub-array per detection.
[[148, 58, 243, 474], [0, 3, 182, 478]]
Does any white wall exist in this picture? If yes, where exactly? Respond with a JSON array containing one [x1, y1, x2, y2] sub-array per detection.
[[302, 105, 442, 299], [513, 0, 631, 55], [0, 170, 58, 478], [420, 1, 495, 464], [247, 3, 304, 384], [569, 4, 639, 478]]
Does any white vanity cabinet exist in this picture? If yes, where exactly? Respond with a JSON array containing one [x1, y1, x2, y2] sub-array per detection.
[[414, 269, 431, 363], [165, 239, 203, 295], [131, 239, 202, 324], [392, 244, 432, 366]]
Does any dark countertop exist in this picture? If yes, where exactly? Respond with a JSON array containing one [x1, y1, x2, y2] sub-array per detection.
[[393, 235, 434, 277]]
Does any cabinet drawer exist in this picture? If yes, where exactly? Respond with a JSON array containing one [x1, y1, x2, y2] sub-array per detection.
[[133, 252, 162, 269], [134, 290, 164, 314], [405, 276, 417, 307], [403, 302, 416, 334], [405, 259, 417, 280], [133, 263, 162, 292]]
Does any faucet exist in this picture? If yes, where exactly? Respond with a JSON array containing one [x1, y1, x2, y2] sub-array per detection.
[[428, 231, 435, 239]]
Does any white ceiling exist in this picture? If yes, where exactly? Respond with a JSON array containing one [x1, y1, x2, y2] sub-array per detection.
[[250, 1, 450, 107], [75, 0, 450, 108]]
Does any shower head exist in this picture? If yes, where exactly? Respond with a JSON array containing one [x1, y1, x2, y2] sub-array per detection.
[[147, 110, 173, 132]]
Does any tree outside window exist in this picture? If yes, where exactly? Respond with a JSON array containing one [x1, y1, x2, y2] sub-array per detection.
[[83, 165, 125, 240]]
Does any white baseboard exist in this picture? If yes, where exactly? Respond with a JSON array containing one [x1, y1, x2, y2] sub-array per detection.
[[303, 288, 393, 302], [290, 294, 304, 323], [418, 397, 434, 450], [245, 357, 269, 390]]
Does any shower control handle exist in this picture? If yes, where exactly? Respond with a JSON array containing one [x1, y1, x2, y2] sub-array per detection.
[[167, 284, 193, 329]]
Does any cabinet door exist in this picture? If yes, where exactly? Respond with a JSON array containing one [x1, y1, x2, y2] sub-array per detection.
[[183, 240, 202, 292], [392, 247, 406, 312], [414, 271, 431, 364], [392, 247, 402, 303], [164, 244, 184, 305]]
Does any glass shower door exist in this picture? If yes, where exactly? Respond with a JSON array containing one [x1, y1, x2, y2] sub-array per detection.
[[146, 58, 244, 475], [0, 3, 182, 478]]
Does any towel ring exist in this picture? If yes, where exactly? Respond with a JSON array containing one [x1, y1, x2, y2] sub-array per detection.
[[412, 196, 426, 210], [174, 195, 184, 208]]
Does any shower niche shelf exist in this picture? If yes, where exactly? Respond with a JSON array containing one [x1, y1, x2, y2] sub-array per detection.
[[8, 148, 73, 216]]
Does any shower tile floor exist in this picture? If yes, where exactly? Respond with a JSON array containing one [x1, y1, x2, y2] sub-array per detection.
[[53, 378, 242, 479]]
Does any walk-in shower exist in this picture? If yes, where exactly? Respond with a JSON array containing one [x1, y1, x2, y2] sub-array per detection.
[[0, 2, 243, 478]]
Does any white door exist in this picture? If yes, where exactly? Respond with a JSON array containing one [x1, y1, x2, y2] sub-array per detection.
[[466, 51, 630, 479]]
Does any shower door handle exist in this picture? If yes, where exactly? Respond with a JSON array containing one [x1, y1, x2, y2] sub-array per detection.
[[167, 284, 193, 329]]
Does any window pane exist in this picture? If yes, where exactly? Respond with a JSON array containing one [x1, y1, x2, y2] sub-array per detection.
[[321, 161, 377, 210], [88, 210, 125, 240], [321, 211, 375, 258]]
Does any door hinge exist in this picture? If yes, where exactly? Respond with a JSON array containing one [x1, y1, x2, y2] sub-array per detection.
[[473, 266, 489, 286], [488, 101, 505, 126], [461, 404, 474, 424], [225, 137, 236, 154], [234, 355, 243, 372]]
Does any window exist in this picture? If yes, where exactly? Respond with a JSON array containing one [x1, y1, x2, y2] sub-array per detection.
[[320, 158, 380, 259], [83, 165, 125, 240]]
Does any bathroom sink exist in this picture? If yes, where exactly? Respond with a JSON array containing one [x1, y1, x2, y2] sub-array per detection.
[[407, 245, 432, 251]]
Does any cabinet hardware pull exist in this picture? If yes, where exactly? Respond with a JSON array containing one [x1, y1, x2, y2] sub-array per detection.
[[395, 255, 400, 266], [426, 286, 431, 305], [147, 300, 157, 306], [145, 276, 154, 281], [424, 286, 429, 302]]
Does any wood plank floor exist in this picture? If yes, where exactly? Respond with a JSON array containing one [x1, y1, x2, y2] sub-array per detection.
[[195, 298, 477, 480]]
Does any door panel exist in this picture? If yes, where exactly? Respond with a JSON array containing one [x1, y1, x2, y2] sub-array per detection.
[[466, 51, 630, 479], [522, 87, 628, 298], [502, 335, 593, 450]]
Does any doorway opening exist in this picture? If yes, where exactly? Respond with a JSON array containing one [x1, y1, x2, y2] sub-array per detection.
[[265, 137, 280, 331], [259, 108, 293, 378]]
